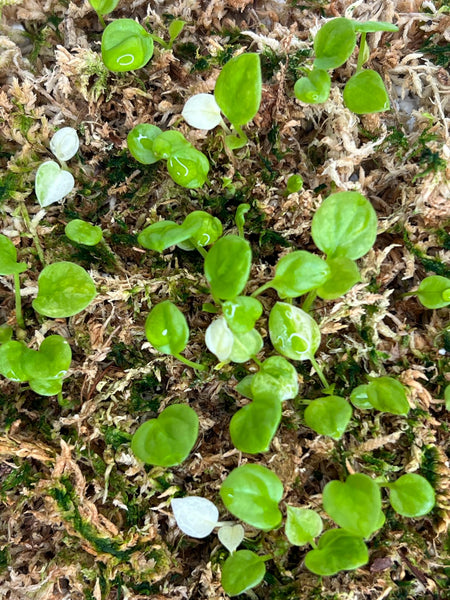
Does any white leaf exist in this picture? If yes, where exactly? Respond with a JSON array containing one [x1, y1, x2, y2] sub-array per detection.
[[182, 93, 222, 130], [218, 523, 244, 553], [171, 496, 219, 538], [50, 127, 80, 161], [205, 317, 234, 362], [35, 161, 75, 208]]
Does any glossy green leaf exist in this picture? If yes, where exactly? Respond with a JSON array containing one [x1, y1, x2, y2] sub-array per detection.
[[366, 377, 409, 415], [311, 191, 378, 260], [445, 385, 450, 411], [314, 18, 356, 70], [235, 375, 254, 399], [221, 550, 266, 596], [294, 69, 331, 104], [65, 220, 103, 246], [222, 296, 263, 334], [35, 160, 75, 208], [343, 69, 390, 114], [152, 131, 190, 159], [251, 356, 298, 402], [229, 328, 263, 363], [220, 464, 283, 530], [388, 473, 435, 517], [350, 384, 372, 409], [304, 529, 368, 576], [0, 234, 27, 275], [285, 506, 323, 546], [230, 397, 282, 454], [353, 20, 399, 33], [145, 300, 189, 356], [166, 146, 210, 189], [416, 276, 450, 309], [204, 235, 252, 300], [304, 396, 352, 440], [101, 19, 154, 72], [269, 302, 321, 361], [271, 251, 330, 298], [89, 0, 120, 15], [316, 256, 360, 300], [23, 335, 71, 381], [33, 262, 96, 318], [214, 53, 262, 126], [138, 220, 193, 252], [179, 211, 223, 249], [28, 377, 63, 396], [0, 340, 29, 382], [127, 123, 162, 164], [131, 404, 198, 466], [323, 473, 382, 538]]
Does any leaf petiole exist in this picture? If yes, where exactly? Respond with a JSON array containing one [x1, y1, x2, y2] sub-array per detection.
[[310, 355, 329, 388], [13, 273, 25, 329], [173, 353, 206, 371]]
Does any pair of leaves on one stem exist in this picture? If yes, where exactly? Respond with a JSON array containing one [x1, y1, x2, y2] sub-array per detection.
[[295, 18, 398, 114], [127, 125, 209, 188]]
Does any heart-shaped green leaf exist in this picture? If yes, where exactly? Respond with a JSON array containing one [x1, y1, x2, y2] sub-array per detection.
[[271, 251, 330, 298], [230, 397, 282, 454], [343, 69, 390, 114], [251, 356, 299, 402], [101, 19, 154, 72], [365, 377, 409, 415], [23, 335, 71, 381], [294, 69, 331, 104], [221, 550, 266, 596], [304, 396, 352, 440], [179, 211, 223, 249], [145, 300, 189, 356], [131, 404, 199, 466], [0, 340, 29, 382], [304, 529, 368, 576], [35, 161, 75, 208], [387, 474, 435, 517], [33, 262, 96, 318], [220, 464, 283, 530], [323, 473, 382, 538], [269, 302, 321, 361], [204, 235, 252, 300], [0, 234, 27, 275], [285, 506, 323, 546]]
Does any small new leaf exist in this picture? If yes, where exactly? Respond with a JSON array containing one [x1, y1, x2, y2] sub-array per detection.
[[171, 496, 219, 538], [221, 550, 266, 596], [145, 300, 189, 356], [387, 474, 435, 517], [285, 506, 323, 546]]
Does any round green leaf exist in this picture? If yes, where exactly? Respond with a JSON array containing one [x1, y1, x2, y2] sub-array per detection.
[[230, 397, 282, 454], [180, 211, 223, 249], [311, 191, 378, 260], [65, 220, 103, 246], [138, 220, 192, 252], [101, 19, 154, 72], [314, 18, 356, 70], [0, 340, 29, 382], [350, 384, 372, 410], [304, 396, 352, 440], [127, 124, 162, 164], [271, 251, 330, 298], [286, 174, 303, 194], [33, 262, 96, 318], [229, 328, 263, 363], [343, 69, 390, 114], [131, 404, 199, 466], [221, 550, 266, 596], [285, 506, 323, 546], [220, 464, 283, 530], [294, 69, 331, 104], [366, 377, 409, 415], [23, 335, 71, 381], [316, 256, 361, 300], [388, 473, 435, 517], [269, 302, 321, 361], [214, 53, 262, 126], [304, 529, 369, 576], [222, 296, 263, 334], [235, 374, 254, 399], [204, 235, 252, 300], [0, 234, 27, 275], [166, 146, 210, 189], [251, 356, 299, 402], [145, 300, 189, 356], [416, 276, 450, 309], [323, 473, 382, 538]]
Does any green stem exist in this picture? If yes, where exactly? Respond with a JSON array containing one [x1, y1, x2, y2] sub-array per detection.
[[251, 282, 272, 297], [301, 290, 317, 313], [356, 32, 367, 73], [218, 119, 231, 135], [310, 355, 329, 388], [194, 243, 208, 259], [13, 273, 25, 329], [252, 356, 263, 368], [20, 203, 45, 265], [97, 12, 106, 28], [173, 353, 206, 371]]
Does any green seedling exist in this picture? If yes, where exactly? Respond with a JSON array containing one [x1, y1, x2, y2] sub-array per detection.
[[412, 275, 450, 309], [65, 220, 103, 246], [145, 300, 204, 370], [204, 235, 252, 300], [220, 464, 283, 530], [33, 261, 97, 318], [127, 125, 209, 188], [221, 550, 268, 596], [151, 19, 186, 50], [0, 234, 27, 328], [88, 0, 120, 27], [0, 335, 71, 402], [286, 174, 304, 194], [323, 473, 383, 538], [285, 506, 323, 546], [304, 529, 369, 576], [385, 473, 435, 517], [230, 395, 281, 454], [35, 161, 75, 208], [304, 395, 352, 440], [205, 317, 263, 364], [214, 53, 262, 149], [171, 496, 219, 538], [351, 377, 409, 415], [132, 404, 198, 466], [222, 296, 263, 334], [101, 19, 154, 72], [294, 17, 398, 114]]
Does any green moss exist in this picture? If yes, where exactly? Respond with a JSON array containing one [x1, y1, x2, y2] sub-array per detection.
[[421, 445, 441, 488], [129, 373, 163, 412], [110, 342, 148, 369], [103, 427, 132, 450], [0, 461, 37, 497], [421, 35, 450, 68]]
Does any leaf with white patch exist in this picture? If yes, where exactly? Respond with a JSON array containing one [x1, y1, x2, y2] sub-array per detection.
[[171, 496, 219, 538]]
